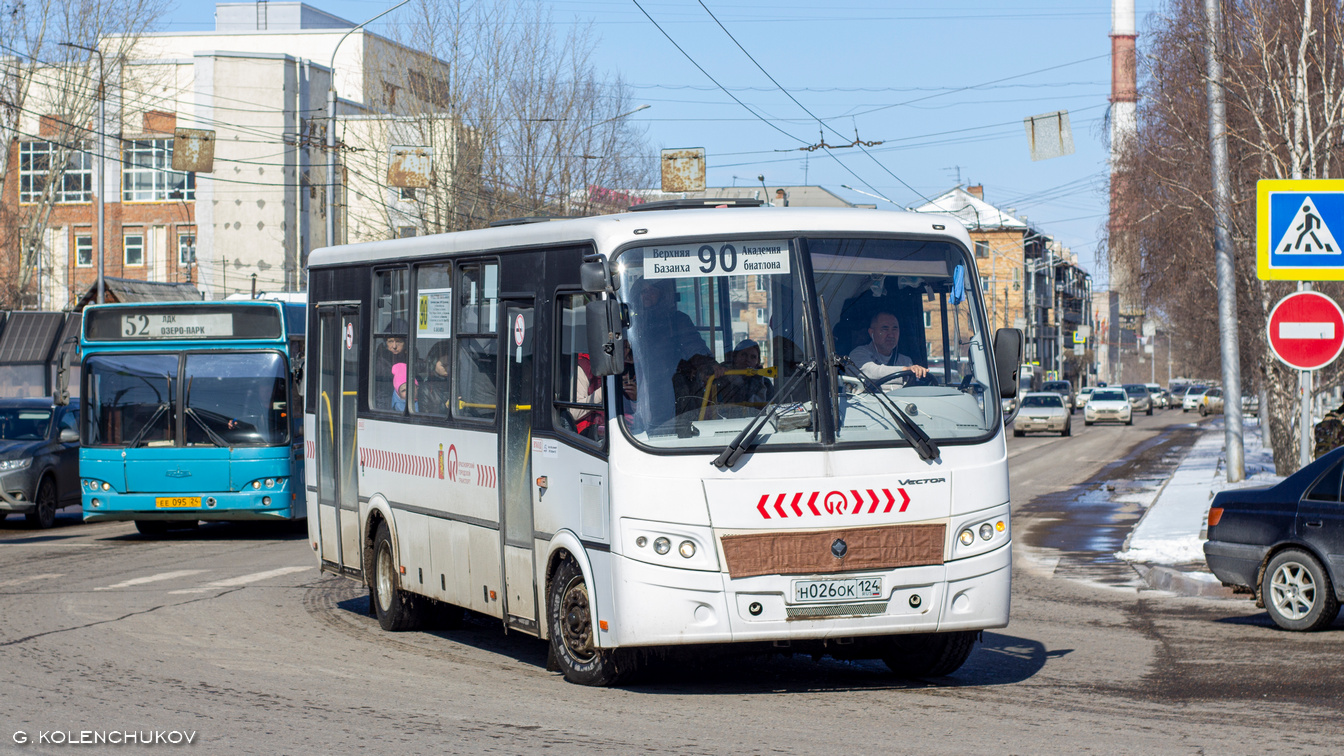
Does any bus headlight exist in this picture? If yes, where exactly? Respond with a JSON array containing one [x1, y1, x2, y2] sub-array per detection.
[[678, 540, 696, 558], [653, 537, 671, 555], [979, 524, 994, 541], [253, 481, 261, 489], [264, 478, 275, 488], [959, 529, 975, 546]]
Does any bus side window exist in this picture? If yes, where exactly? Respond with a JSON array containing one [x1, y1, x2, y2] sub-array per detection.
[[372, 267, 411, 413], [412, 263, 453, 416], [453, 261, 498, 421], [553, 293, 605, 444]]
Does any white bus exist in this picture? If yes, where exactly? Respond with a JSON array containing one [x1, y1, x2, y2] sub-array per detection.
[[304, 202, 1023, 685]]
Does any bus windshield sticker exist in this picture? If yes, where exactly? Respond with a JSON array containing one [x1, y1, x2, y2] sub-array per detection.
[[122, 312, 233, 339], [418, 287, 452, 337], [645, 240, 790, 279]]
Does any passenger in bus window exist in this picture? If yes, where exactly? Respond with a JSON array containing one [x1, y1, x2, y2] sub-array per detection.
[[391, 363, 416, 412], [848, 310, 928, 386], [716, 338, 773, 416], [417, 341, 451, 414], [375, 318, 409, 410]]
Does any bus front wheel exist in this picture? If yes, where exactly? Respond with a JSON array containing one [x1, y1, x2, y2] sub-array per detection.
[[547, 558, 632, 686], [881, 631, 977, 678], [372, 521, 424, 632]]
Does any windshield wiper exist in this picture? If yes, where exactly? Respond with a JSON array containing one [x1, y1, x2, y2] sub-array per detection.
[[836, 356, 939, 461], [712, 360, 816, 469], [126, 374, 173, 449], [184, 377, 228, 448]]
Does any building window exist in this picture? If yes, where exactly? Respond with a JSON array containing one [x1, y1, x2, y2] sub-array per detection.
[[178, 234, 196, 265], [756, 308, 766, 325], [979, 275, 990, 292], [397, 226, 417, 238], [19, 141, 93, 203], [123, 138, 195, 202], [124, 233, 145, 266], [923, 311, 932, 328], [974, 240, 989, 258], [755, 275, 767, 292], [399, 187, 416, 201], [75, 235, 93, 267]]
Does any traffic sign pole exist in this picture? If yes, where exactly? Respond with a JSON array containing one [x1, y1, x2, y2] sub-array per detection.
[[1301, 283, 1313, 470]]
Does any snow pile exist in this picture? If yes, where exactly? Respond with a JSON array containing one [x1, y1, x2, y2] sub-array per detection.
[[1116, 418, 1281, 565]]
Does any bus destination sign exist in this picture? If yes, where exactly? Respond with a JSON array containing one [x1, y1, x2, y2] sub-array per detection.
[[121, 312, 234, 339]]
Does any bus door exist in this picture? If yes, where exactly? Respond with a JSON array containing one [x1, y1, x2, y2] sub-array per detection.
[[316, 304, 363, 576], [499, 299, 538, 630]]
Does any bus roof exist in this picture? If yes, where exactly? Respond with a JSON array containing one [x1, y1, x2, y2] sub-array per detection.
[[307, 206, 973, 269], [80, 300, 304, 348]]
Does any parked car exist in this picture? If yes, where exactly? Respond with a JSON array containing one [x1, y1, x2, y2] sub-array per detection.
[[1122, 383, 1154, 416], [1182, 385, 1210, 413], [1200, 387, 1225, 416], [1040, 380, 1076, 414], [0, 398, 81, 529], [1204, 446, 1344, 631], [1242, 393, 1260, 413], [1012, 392, 1072, 437], [1084, 387, 1132, 426], [1076, 385, 1094, 410]]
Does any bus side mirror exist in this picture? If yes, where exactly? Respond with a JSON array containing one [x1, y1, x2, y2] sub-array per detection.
[[54, 352, 70, 406], [993, 328, 1023, 400], [580, 259, 613, 293], [585, 299, 626, 377]]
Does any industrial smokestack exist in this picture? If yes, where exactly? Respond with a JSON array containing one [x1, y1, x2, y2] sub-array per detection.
[[1109, 0, 1141, 320]]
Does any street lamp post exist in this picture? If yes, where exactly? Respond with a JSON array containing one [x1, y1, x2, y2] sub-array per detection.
[[326, 0, 409, 250], [61, 41, 105, 304]]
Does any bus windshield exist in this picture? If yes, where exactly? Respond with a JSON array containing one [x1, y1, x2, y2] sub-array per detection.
[[184, 353, 289, 446], [613, 235, 995, 451], [85, 352, 288, 447]]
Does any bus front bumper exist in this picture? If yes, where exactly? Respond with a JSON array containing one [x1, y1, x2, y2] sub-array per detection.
[[82, 491, 298, 522], [601, 541, 1010, 649]]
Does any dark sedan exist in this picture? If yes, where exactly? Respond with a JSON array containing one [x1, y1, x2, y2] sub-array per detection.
[[1204, 446, 1344, 631], [0, 398, 81, 529]]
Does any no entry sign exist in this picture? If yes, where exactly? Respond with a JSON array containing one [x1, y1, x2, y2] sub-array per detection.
[[1267, 291, 1344, 370]]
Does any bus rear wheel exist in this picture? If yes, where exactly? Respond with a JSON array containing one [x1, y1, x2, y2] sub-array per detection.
[[547, 558, 631, 686], [372, 521, 424, 632], [881, 631, 977, 678]]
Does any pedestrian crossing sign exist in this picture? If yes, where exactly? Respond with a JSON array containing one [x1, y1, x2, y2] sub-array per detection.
[[1258, 179, 1344, 280]]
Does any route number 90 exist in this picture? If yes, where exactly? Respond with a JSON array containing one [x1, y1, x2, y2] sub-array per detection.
[[698, 244, 738, 274]]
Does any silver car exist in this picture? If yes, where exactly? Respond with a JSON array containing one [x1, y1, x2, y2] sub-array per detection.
[[1012, 392, 1072, 437], [1122, 384, 1154, 415]]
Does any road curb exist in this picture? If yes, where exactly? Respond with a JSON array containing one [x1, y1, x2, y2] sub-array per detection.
[[1132, 563, 1237, 598]]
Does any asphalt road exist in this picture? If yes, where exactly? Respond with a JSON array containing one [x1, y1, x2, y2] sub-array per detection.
[[2, 408, 1341, 755]]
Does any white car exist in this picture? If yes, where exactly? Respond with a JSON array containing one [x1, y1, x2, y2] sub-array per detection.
[[1075, 386, 1094, 410], [1182, 386, 1209, 413], [1084, 387, 1132, 426], [1012, 392, 1071, 437]]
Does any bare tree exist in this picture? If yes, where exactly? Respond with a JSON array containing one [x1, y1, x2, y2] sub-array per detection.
[[342, 0, 654, 241], [0, 0, 166, 307], [1113, 0, 1344, 472]]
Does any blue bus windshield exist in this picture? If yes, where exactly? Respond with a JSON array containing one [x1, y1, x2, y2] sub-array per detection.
[[85, 352, 289, 447]]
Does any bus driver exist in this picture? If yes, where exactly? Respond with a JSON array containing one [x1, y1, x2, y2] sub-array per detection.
[[848, 310, 929, 386]]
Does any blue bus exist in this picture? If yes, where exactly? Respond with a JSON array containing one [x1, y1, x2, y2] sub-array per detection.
[[78, 301, 306, 534]]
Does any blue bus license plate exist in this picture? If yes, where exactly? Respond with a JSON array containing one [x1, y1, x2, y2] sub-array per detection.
[[792, 577, 884, 603]]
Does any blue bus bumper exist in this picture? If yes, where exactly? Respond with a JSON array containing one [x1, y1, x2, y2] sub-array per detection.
[[82, 490, 299, 522]]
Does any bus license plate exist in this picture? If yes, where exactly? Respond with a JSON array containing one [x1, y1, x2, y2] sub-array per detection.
[[792, 577, 884, 604], [155, 497, 200, 508]]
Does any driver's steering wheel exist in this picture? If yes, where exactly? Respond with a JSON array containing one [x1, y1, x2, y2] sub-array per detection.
[[873, 368, 939, 389]]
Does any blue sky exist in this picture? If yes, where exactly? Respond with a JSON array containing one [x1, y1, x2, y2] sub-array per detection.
[[162, 0, 1167, 286]]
